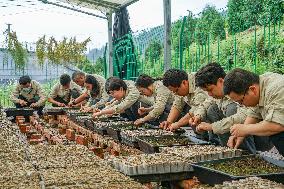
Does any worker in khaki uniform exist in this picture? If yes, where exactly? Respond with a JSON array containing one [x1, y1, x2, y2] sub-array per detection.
[[134, 74, 175, 126], [48, 74, 82, 107], [11, 75, 46, 115], [93, 77, 142, 121], [160, 69, 209, 136], [223, 69, 284, 156], [189, 63, 256, 153], [72, 71, 110, 109]]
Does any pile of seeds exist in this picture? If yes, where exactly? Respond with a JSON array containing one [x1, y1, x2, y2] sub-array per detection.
[[29, 144, 145, 188], [0, 110, 41, 188]]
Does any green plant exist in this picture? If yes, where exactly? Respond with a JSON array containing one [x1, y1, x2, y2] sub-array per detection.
[[7, 32, 28, 71], [36, 35, 46, 66], [35, 36, 91, 66]]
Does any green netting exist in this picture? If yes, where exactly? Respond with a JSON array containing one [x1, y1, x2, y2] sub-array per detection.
[[113, 34, 141, 80]]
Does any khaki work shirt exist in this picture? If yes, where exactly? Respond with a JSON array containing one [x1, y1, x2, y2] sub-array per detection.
[[147, 81, 175, 119], [172, 73, 208, 114], [85, 74, 110, 108], [107, 80, 140, 114], [247, 72, 284, 127], [11, 80, 46, 107], [195, 95, 248, 134], [49, 81, 82, 102]]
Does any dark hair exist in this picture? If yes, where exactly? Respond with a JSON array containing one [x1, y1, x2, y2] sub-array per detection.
[[19, 75, 31, 85], [163, 69, 188, 87], [135, 74, 154, 88], [105, 76, 119, 92], [195, 63, 226, 88], [223, 68, 259, 95], [60, 74, 71, 86], [107, 78, 127, 94], [72, 71, 85, 80], [85, 75, 100, 97]]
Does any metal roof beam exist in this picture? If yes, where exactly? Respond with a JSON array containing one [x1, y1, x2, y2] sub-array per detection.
[[77, 0, 120, 10], [39, 0, 108, 19]]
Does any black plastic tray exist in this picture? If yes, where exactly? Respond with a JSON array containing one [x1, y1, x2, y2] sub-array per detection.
[[43, 108, 65, 115], [137, 135, 208, 153], [93, 116, 128, 122], [70, 114, 93, 123], [131, 172, 194, 183], [121, 137, 140, 148], [67, 112, 92, 121], [84, 119, 95, 131], [44, 107, 80, 115], [107, 123, 161, 142], [92, 122, 108, 135], [4, 108, 34, 117], [106, 124, 137, 141], [191, 155, 284, 185]]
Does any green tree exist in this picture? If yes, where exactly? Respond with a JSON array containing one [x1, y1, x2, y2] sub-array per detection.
[[8, 32, 28, 71], [145, 40, 162, 63], [196, 5, 226, 44], [227, 0, 246, 34]]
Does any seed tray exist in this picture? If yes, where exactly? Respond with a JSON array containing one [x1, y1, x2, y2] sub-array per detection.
[[191, 155, 284, 185], [121, 136, 140, 148], [44, 107, 81, 115], [67, 112, 92, 121], [4, 107, 34, 117], [137, 135, 208, 153], [73, 115, 92, 126], [106, 125, 134, 141], [120, 129, 174, 144], [43, 108, 65, 115], [111, 154, 193, 176], [93, 115, 128, 122], [92, 121, 109, 135], [106, 123, 154, 142], [130, 172, 193, 183], [84, 119, 95, 131]]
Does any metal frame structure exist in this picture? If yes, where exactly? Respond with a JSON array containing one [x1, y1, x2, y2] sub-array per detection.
[[39, 0, 172, 75]]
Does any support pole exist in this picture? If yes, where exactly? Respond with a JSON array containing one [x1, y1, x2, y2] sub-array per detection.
[[107, 12, 113, 77], [163, 0, 171, 71], [179, 16, 186, 69]]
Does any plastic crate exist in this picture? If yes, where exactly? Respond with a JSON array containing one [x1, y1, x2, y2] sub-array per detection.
[[4, 108, 34, 117], [137, 135, 208, 154], [191, 155, 284, 185]]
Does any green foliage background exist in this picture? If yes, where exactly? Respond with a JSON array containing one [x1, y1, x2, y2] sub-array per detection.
[[142, 0, 284, 77]]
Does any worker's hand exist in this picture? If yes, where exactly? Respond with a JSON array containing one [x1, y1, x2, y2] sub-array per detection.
[[81, 106, 92, 113], [227, 136, 244, 149], [93, 108, 100, 113], [189, 114, 201, 127], [138, 107, 148, 116], [230, 124, 248, 137], [93, 111, 102, 118], [196, 122, 213, 132], [19, 100, 27, 106], [57, 102, 66, 107], [134, 118, 144, 126], [167, 122, 181, 132], [159, 121, 172, 130], [30, 103, 38, 108]]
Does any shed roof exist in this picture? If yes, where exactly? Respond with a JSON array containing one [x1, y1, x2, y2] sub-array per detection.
[[57, 0, 138, 12]]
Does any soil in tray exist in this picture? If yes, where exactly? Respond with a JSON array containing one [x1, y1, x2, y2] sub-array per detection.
[[144, 137, 193, 146], [204, 156, 284, 176]]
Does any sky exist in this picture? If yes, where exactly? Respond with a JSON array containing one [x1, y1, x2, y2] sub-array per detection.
[[0, 0, 228, 50]]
